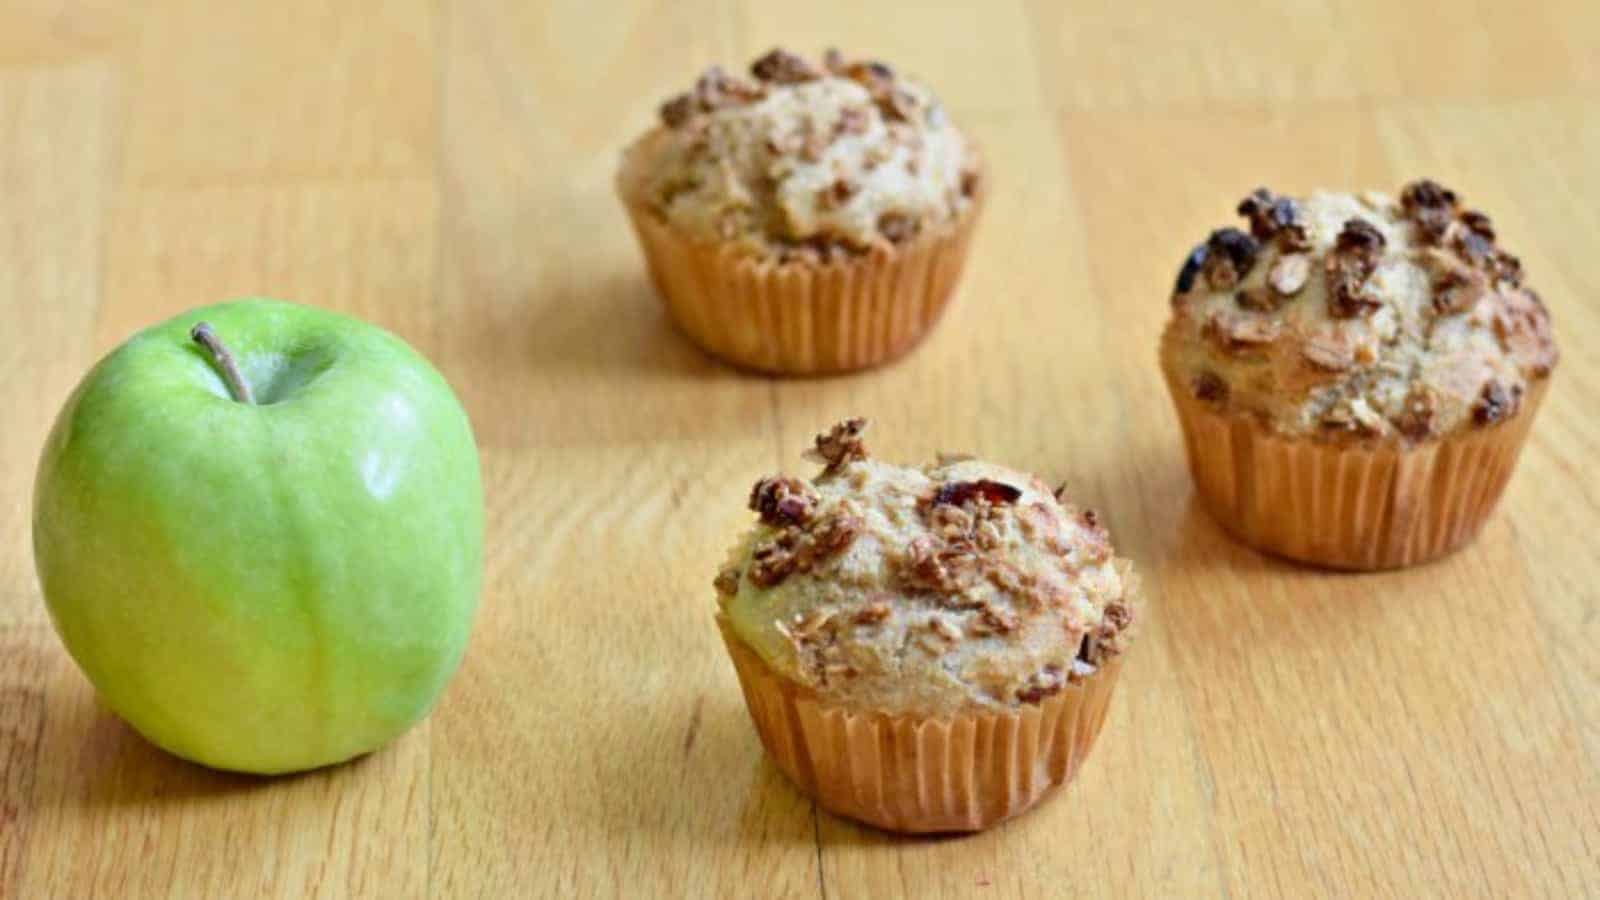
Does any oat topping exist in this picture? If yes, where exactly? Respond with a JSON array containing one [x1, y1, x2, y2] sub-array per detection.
[[1235, 283, 1281, 313], [928, 616, 962, 644], [1320, 400, 1385, 438], [807, 417, 869, 473], [1399, 179, 1458, 243], [1472, 381, 1521, 425], [1193, 371, 1230, 404], [817, 177, 858, 211], [717, 420, 1136, 715], [1418, 248, 1487, 316], [1393, 384, 1438, 441], [1015, 665, 1066, 704], [973, 604, 1019, 637], [853, 601, 891, 625], [901, 535, 972, 595], [1302, 337, 1355, 372], [714, 565, 742, 596], [658, 94, 696, 130], [1267, 253, 1311, 298], [1325, 218, 1387, 318], [1201, 228, 1261, 291], [747, 508, 862, 588], [1164, 182, 1557, 442], [1238, 187, 1310, 250], [750, 48, 822, 85], [624, 48, 977, 258], [658, 66, 766, 127], [1101, 601, 1132, 632], [876, 211, 918, 244], [749, 476, 818, 526], [1203, 312, 1281, 353], [959, 168, 981, 198], [1453, 211, 1524, 287]]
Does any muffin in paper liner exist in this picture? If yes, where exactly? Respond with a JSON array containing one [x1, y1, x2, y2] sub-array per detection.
[[717, 618, 1125, 834], [1157, 182, 1556, 570], [616, 157, 984, 375], [715, 420, 1138, 833], [1162, 360, 1548, 570]]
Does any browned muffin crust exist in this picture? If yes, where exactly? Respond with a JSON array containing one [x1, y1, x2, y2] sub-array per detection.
[[1163, 180, 1557, 443], [716, 420, 1136, 715], [622, 49, 981, 262]]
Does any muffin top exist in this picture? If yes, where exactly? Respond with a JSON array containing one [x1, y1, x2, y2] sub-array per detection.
[[1163, 181, 1557, 442], [623, 48, 980, 262], [715, 420, 1135, 716]]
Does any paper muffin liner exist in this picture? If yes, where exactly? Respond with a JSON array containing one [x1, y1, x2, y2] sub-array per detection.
[[1161, 363, 1549, 570], [617, 145, 983, 375], [716, 619, 1124, 834]]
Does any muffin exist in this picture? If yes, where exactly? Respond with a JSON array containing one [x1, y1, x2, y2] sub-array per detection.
[[617, 49, 984, 375], [1160, 181, 1557, 569], [714, 419, 1137, 833]]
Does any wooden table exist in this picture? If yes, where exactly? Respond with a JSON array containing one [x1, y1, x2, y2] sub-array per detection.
[[3, 2, 1597, 897]]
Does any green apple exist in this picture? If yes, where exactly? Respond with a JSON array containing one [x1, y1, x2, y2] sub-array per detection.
[[33, 298, 483, 774]]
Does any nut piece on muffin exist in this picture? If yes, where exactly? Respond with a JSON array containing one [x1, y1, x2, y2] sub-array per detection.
[[617, 49, 985, 375], [714, 419, 1136, 833], [1160, 180, 1557, 569]]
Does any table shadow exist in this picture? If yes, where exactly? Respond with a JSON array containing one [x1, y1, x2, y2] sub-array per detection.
[[570, 677, 819, 850], [516, 270, 731, 381], [54, 701, 391, 810], [503, 267, 918, 385], [452, 268, 787, 450]]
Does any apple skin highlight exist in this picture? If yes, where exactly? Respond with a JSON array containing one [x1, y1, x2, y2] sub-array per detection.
[[32, 298, 484, 775]]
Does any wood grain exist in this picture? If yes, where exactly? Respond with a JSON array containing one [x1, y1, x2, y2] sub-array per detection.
[[1, 1, 1596, 897]]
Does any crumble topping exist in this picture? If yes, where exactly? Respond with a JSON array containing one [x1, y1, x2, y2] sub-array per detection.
[[1238, 187, 1310, 251], [749, 476, 817, 526], [1399, 179, 1457, 244], [806, 417, 870, 473], [1015, 665, 1066, 704], [750, 48, 822, 85], [1163, 181, 1557, 442], [716, 420, 1136, 716], [658, 67, 767, 128], [1199, 228, 1260, 291], [623, 48, 978, 259], [747, 507, 862, 588], [1473, 381, 1521, 425], [1266, 252, 1311, 298], [1193, 371, 1229, 405], [1325, 219, 1387, 318], [1174, 245, 1208, 295]]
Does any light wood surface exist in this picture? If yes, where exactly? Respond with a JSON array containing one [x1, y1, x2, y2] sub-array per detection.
[[2, 2, 1597, 897]]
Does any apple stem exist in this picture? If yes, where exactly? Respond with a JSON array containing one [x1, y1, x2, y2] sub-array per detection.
[[190, 322, 256, 405]]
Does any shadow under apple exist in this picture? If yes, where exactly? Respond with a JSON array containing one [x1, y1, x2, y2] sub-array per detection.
[[56, 695, 404, 810]]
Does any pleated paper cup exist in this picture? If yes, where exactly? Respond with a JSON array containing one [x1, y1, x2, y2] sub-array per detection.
[[1161, 359, 1549, 571], [617, 141, 984, 375], [716, 619, 1124, 834]]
